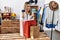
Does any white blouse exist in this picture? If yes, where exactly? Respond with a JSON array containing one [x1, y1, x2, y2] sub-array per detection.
[[45, 7, 59, 25], [23, 13, 34, 21]]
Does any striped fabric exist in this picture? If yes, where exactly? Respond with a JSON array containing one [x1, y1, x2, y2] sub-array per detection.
[[45, 7, 59, 28]]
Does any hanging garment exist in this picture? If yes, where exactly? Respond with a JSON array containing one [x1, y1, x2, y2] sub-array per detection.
[[41, 7, 46, 24], [29, 0, 34, 3], [36, 7, 45, 32], [37, 7, 44, 24], [36, 8, 41, 24], [45, 7, 59, 28], [29, 0, 38, 4], [46, 24, 56, 28], [35, 0, 38, 4]]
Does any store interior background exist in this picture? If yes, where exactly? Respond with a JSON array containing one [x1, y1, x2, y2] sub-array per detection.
[[0, 0, 60, 36]]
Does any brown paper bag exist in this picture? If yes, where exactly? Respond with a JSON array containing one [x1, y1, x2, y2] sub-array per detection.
[[30, 26, 40, 39]]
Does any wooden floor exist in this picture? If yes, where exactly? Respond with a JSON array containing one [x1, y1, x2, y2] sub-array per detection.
[[0, 30, 60, 40], [0, 32, 50, 40], [45, 30, 60, 40]]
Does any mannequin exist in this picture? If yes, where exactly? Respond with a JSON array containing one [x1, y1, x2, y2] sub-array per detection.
[[46, 1, 59, 28], [45, 1, 59, 40]]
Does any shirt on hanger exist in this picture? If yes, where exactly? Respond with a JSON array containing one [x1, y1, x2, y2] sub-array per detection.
[[45, 7, 59, 28]]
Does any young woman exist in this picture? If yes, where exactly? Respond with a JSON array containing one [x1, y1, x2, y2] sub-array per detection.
[[22, 2, 37, 38]]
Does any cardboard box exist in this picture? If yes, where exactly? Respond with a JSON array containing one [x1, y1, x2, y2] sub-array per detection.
[[39, 37, 50, 40], [1, 27, 20, 34], [11, 23, 20, 27], [1, 19, 20, 33], [1, 20, 12, 27], [39, 32, 50, 40], [30, 26, 40, 38], [1, 20, 20, 27], [11, 19, 20, 22]]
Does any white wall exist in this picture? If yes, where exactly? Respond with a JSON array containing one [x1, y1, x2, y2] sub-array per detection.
[[0, 0, 45, 19], [0, 0, 22, 19], [0, 1, 59, 20]]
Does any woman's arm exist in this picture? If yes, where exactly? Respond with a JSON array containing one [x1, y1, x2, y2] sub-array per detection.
[[22, 13, 24, 18]]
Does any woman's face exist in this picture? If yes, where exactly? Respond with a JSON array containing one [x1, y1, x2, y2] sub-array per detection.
[[25, 4, 31, 12]]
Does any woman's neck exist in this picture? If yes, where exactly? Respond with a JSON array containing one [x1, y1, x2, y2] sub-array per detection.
[[25, 10, 29, 14]]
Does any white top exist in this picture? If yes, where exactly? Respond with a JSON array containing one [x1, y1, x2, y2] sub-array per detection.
[[23, 13, 34, 21], [40, 7, 44, 16], [45, 7, 59, 25]]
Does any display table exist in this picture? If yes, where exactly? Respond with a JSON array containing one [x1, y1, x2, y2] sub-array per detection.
[[0, 19, 20, 34]]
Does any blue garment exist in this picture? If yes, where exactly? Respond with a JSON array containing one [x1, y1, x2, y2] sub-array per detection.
[[44, 7, 58, 28], [42, 7, 46, 24], [36, 9, 41, 24], [36, 9, 40, 19], [36, 8, 46, 24], [46, 21, 58, 28], [46, 24, 56, 28]]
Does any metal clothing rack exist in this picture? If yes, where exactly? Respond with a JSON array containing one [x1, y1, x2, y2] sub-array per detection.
[[51, 11, 55, 40]]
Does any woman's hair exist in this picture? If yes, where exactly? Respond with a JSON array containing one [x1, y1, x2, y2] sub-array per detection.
[[24, 2, 32, 15], [24, 2, 30, 9], [25, 2, 30, 4]]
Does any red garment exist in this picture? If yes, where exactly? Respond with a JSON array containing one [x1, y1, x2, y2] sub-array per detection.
[[23, 20, 37, 38]]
